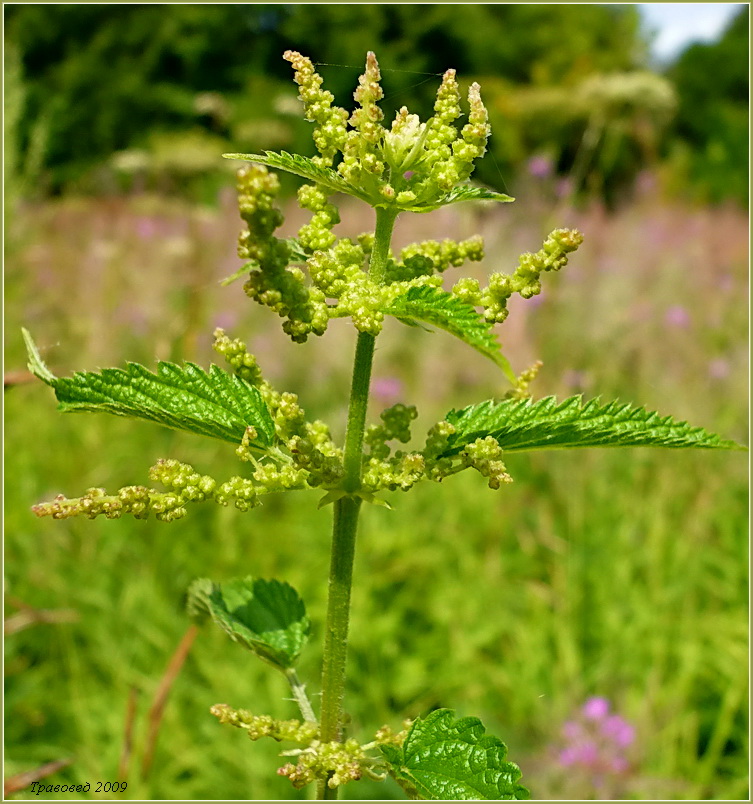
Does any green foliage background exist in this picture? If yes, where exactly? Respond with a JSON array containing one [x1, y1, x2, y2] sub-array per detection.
[[4, 4, 748, 205]]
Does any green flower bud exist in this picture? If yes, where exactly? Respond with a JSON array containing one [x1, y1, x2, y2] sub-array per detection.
[[212, 328, 263, 385]]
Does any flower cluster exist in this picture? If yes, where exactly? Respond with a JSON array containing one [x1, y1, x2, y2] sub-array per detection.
[[211, 703, 410, 791], [453, 228, 584, 323], [210, 327, 262, 385], [359, 406, 518, 494], [385, 235, 484, 283], [210, 704, 318, 743], [232, 51, 533, 346], [339, 51, 387, 202], [31, 484, 190, 523], [282, 52, 491, 209], [236, 165, 488, 341], [505, 360, 544, 401], [360, 404, 422, 492], [461, 436, 512, 489], [283, 50, 348, 168], [364, 404, 418, 459], [296, 183, 340, 252], [32, 51, 582, 525], [276, 738, 368, 790], [32, 456, 307, 522], [556, 697, 636, 779], [236, 165, 329, 343]]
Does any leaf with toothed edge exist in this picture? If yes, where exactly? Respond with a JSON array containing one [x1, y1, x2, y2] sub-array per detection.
[[401, 184, 514, 213], [22, 328, 275, 449], [224, 151, 366, 200], [380, 709, 529, 800], [204, 576, 310, 670], [437, 395, 744, 457], [381, 285, 516, 382]]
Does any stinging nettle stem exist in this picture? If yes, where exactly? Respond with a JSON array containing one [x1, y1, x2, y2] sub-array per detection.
[[317, 206, 398, 800]]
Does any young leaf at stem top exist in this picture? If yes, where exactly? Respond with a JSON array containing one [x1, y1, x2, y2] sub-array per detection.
[[223, 152, 513, 213]]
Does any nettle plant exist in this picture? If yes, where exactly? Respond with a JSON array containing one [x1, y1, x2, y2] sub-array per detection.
[[25, 52, 741, 800]]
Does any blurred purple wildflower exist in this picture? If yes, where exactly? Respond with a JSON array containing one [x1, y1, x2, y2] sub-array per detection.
[[562, 720, 583, 740], [610, 756, 629, 774], [664, 305, 691, 329], [602, 714, 635, 747], [582, 696, 610, 720], [135, 216, 160, 240], [527, 291, 545, 309], [554, 696, 636, 789], [528, 155, 553, 179], [212, 311, 238, 331], [708, 358, 731, 380], [372, 376, 404, 404], [718, 273, 735, 293]]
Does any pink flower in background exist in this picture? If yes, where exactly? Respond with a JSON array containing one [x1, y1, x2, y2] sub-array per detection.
[[718, 274, 735, 293], [562, 720, 582, 740], [528, 155, 553, 179], [135, 216, 160, 240], [553, 696, 636, 789], [212, 312, 238, 331], [664, 305, 691, 328], [527, 291, 545, 308], [708, 358, 731, 379], [582, 696, 610, 720], [372, 376, 403, 404], [602, 714, 635, 748]]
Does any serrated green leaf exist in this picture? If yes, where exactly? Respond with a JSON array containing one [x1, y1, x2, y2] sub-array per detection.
[[186, 578, 213, 624], [206, 577, 310, 670], [224, 150, 367, 201], [381, 709, 529, 800], [381, 286, 516, 382], [440, 395, 744, 457], [23, 330, 275, 448], [404, 184, 514, 213]]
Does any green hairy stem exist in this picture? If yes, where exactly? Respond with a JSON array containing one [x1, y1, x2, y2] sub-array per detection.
[[318, 207, 397, 799]]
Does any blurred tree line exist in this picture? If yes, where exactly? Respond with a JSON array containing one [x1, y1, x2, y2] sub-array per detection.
[[4, 4, 748, 206], [665, 6, 749, 205]]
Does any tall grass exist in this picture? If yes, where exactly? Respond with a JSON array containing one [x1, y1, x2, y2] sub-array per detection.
[[5, 186, 747, 800]]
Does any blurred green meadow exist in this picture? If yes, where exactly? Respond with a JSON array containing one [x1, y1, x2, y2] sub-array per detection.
[[5, 183, 748, 800]]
